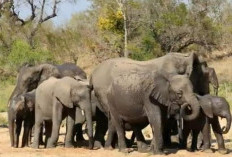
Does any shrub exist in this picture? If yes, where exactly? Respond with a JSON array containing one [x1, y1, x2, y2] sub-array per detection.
[[7, 40, 55, 69]]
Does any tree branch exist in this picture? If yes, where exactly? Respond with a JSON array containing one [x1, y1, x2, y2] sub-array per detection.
[[39, 0, 60, 24], [26, 0, 36, 21]]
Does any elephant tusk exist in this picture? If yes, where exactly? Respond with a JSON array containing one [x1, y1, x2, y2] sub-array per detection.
[[81, 110, 85, 116]]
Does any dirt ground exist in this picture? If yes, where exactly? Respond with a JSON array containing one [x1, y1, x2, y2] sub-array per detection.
[[0, 121, 232, 157]]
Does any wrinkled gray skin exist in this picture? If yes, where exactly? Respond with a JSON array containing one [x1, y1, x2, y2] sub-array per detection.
[[9, 90, 35, 148], [181, 94, 231, 154], [8, 63, 87, 147], [164, 66, 219, 146], [31, 77, 93, 149], [90, 53, 205, 154]]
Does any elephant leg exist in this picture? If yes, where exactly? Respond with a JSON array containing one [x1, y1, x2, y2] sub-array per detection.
[[191, 130, 200, 152], [75, 124, 85, 141], [44, 121, 52, 147], [144, 103, 163, 154], [14, 120, 22, 148], [134, 128, 149, 153], [211, 117, 228, 154], [39, 125, 45, 145], [46, 101, 63, 148], [94, 108, 108, 149], [163, 120, 171, 147], [105, 118, 116, 149], [31, 113, 43, 148], [8, 110, 14, 147], [180, 123, 190, 149], [201, 118, 212, 153], [109, 110, 129, 153], [28, 127, 32, 145], [177, 118, 183, 146], [22, 121, 30, 147], [65, 109, 75, 148]]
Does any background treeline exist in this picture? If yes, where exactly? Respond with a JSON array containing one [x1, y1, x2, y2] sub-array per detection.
[[1, 0, 232, 112]]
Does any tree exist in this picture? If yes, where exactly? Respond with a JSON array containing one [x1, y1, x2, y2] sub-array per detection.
[[0, 0, 76, 47]]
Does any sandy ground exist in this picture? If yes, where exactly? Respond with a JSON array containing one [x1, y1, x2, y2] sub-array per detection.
[[0, 121, 232, 157]]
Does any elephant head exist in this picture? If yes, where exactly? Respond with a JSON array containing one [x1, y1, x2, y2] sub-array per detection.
[[197, 95, 231, 134], [151, 73, 200, 121], [9, 64, 60, 100], [53, 77, 93, 149], [163, 52, 216, 96]]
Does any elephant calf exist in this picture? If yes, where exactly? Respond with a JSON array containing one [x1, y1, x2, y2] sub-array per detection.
[[181, 94, 231, 154], [31, 77, 93, 149], [8, 90, 35, 148]]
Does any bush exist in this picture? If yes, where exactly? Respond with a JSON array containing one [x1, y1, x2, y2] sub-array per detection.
[[0, 79, 15, 112], [7, 40, 55, 69]]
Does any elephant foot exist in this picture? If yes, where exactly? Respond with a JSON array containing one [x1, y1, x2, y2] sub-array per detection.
[[65, 142, 74, 148], [13, 145, 18, 148], [39, 141, 45, 145], [94, 141, 103, 149], [202, 149, 213, 153], [218, 149, 228, 154], [46, 142, 56, 148], [150, 145, 165, 155], [30, 143, 39, 149], [119, 148, 134, 153], [137, 142, 150, 153], [104, 146, 114, 150], [190, 148, 198, 152], [178, 145, 186, 150]]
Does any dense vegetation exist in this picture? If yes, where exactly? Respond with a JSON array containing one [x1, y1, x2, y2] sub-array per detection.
[[1, 0, 232, 115]]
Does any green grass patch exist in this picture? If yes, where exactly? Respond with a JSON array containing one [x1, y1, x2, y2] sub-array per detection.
[[0, 78, 15, 112]]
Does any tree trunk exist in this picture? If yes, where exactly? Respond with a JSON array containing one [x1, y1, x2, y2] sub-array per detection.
[[123, 6, 128, 58]]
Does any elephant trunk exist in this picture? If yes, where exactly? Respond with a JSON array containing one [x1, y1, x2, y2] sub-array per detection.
[[82, 99, 93, 149], [181, 94, 200, 121], [222, 114, 231, 134], [8, 108, 15, 147]]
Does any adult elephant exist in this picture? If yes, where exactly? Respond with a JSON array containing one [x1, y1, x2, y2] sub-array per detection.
[[91, 53, 216, 149], [8, 63, 86, 147], [90, 53, 208, 154]]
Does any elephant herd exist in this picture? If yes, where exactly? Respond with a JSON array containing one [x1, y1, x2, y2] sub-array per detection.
[[7, 52, 231, 155]]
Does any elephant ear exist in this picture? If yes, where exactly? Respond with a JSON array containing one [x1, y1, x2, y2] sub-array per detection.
[[53, 84, 73, 108], [150, 74, 174, 107], [197, 95, 213, 118], [38, 64, 60, 84]]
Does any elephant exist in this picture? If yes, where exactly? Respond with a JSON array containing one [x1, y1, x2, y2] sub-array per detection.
[[31, 77, 93, 149], [8, 62, 87, 147], [8, 90, 35, 148], [90, 52, 211, 153], [161, 56, 219, 148], [181, 94, 231, 154]]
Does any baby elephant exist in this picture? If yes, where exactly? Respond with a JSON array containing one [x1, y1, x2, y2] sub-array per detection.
[[8, 90, 35, 148], [181, 94, 231, 154], [31, 77, 93, 149]]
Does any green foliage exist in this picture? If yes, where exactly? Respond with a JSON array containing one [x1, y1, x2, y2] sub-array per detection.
[[155, 3, 188, 35], [7, 40, 55, 69], [0, 78, 15, 112], [130, 32, 164, 61]]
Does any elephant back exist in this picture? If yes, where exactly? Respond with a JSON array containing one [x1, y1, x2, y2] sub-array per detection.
[[56, 63, 87, 79]]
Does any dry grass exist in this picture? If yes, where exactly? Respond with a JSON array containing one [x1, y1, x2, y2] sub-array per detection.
[[209, 57, 232, 83]]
